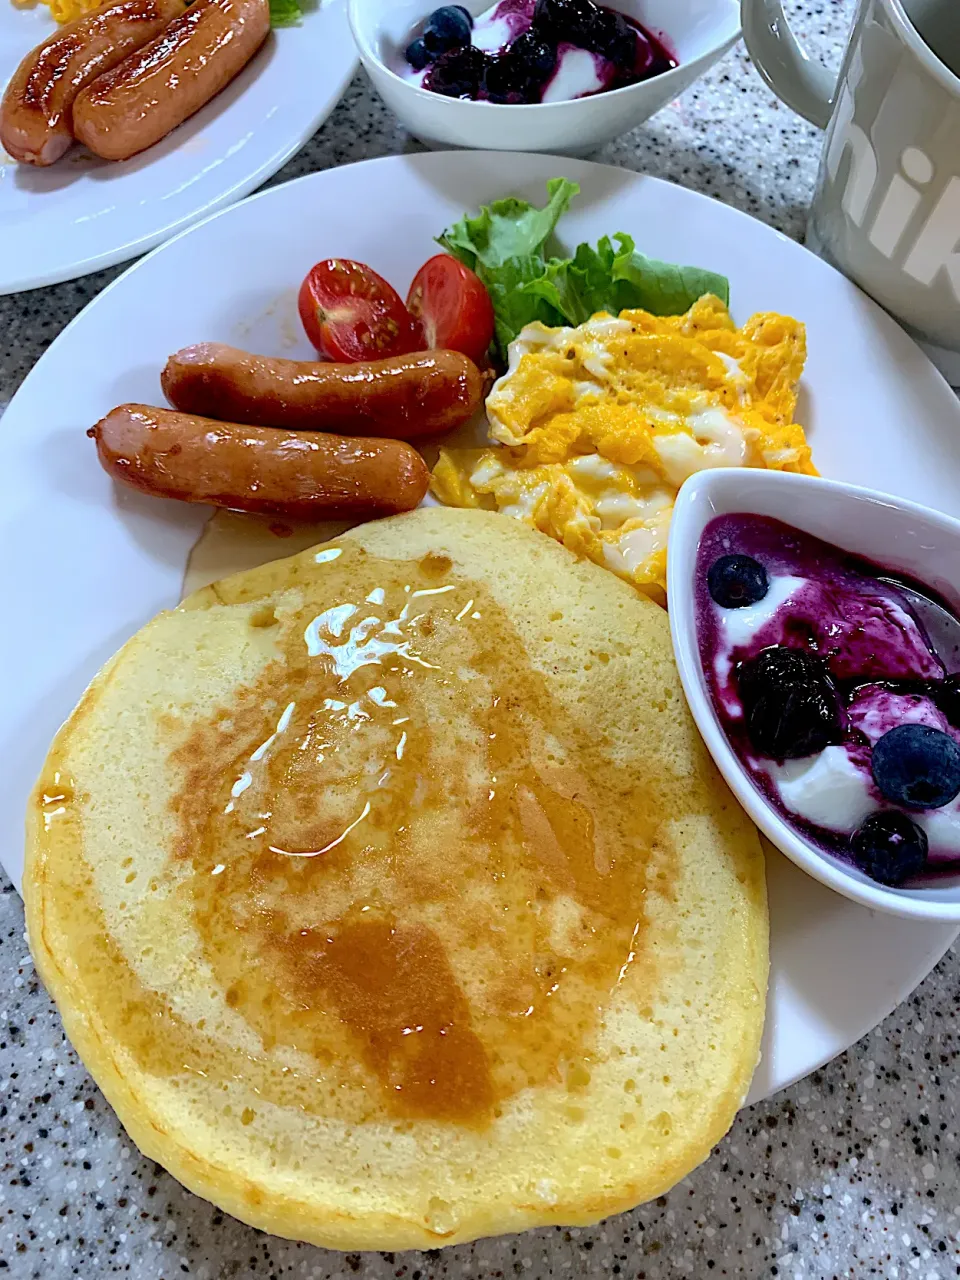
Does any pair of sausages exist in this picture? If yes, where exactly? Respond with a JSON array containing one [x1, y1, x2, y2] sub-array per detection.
[[92, 345, 484, 520], [1, 0, 268, 166]]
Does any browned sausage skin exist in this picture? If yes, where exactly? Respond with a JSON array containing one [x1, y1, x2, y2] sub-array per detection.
[[161, 343, 484, 440], [0, 0, 183, 166], [88, 405, 430, 519], [72, 0, 269, 162]]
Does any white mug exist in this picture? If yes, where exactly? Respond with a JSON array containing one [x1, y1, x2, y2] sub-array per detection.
[[742, 0, 960, 384]]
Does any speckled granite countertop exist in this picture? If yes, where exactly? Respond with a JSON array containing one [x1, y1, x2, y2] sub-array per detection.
[[3, 2, 960, 1276]]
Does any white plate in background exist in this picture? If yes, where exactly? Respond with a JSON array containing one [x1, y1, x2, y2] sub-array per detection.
[[1, 150, 958, 1101], [0, 0, 356, 291]]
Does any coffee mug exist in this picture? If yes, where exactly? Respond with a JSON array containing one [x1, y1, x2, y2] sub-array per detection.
[[742, 0, 960, 384]]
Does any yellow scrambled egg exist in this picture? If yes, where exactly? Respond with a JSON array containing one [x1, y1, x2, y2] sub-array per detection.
[[11, 0, 94, 22], [430, 294, 815, 606]]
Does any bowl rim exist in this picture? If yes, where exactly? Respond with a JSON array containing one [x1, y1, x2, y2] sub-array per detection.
[[347, 0, 741, 114], [668, 467, 960, 923]]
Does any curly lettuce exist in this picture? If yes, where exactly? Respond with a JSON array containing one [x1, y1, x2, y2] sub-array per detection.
[[438, 178, 730, 360]]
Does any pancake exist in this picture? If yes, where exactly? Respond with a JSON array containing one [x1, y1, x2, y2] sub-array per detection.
[[25, 506, 767, 1250]]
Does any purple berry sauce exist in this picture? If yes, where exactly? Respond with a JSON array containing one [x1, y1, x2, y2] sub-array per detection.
[[696, 513, 960, 886]]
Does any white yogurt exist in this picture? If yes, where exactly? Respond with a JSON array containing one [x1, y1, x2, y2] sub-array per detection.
[[470, 10, 515, 50], [541, 46, 605, 102], [764, 747, 878, 835]]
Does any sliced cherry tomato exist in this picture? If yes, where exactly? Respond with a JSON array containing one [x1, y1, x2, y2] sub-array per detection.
[[406, 254, 495, 366], [298, 259, 424, 363]]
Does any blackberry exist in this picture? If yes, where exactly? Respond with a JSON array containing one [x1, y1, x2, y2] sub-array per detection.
[[485, 32, 556, 101], [510, 30, 557, 82], [483, 53, 527, 103], [738, 645, 825, 699], [934, 673, 960, 729], [424, 45, 488, 97], [532, 0, 600, 47], [737, 646, 841, 760], [590, 7, 635, 67]]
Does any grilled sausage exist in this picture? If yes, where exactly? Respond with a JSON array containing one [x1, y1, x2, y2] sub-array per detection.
[[0, 0, 183, 166], [88, 404, 431, 518], [161, 343, 484, 440], [71, 0, 269, 162]]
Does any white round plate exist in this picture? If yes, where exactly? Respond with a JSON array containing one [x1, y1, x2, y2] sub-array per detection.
[[2, 151, 958, 1103], [0, 0, 356, 292]]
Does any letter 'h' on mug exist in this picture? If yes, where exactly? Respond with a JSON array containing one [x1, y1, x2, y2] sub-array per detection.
[[742, 0, 960, 384]]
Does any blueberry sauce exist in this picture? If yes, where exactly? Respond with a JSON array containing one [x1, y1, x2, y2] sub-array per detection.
[[696, 513, 960, 887], [401, 0, 677, 105]]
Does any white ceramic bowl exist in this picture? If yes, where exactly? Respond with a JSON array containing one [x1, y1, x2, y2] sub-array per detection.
[[668, 467, 960, 922], [348, 0, 740, 153]]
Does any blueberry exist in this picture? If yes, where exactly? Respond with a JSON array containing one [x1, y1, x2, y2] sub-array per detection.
[[707, 554, 768, 609], [851, 811, 929, 885], [423, 5, 473, 55], [406, 36, 432, 69], [738, 646, 841, 760], [870, 724, 960, 810], [424, 45, 488, 97]]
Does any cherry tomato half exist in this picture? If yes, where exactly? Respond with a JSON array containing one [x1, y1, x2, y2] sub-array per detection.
[[406, 254, 495, 366], [298, 259, 424, 363]]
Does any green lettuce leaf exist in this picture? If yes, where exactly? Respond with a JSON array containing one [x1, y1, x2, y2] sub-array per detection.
[[437, 177, 579, 273], [519, 236, 628, 328], [269, 0, 302, 27], [520, 233, 731, 328], [479, 254, 565, 362], [438, 182, 731, 361], [608, 236, 730, 314]]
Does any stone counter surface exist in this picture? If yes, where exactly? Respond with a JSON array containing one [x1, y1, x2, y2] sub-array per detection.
[[2, 2, 960, 1276]]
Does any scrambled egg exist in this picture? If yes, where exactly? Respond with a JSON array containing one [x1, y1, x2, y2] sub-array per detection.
[[430, 294, 815, 606], [11, 0, 93, 21]]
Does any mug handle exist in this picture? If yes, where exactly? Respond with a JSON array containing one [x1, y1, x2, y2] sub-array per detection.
[[740, 0, 839, 128]]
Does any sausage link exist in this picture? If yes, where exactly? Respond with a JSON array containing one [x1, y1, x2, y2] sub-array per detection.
[[0, 0, 183, 166], [71, 0, 269, 162], [88, 405, 430, 519], [161, 343, 484, 440]]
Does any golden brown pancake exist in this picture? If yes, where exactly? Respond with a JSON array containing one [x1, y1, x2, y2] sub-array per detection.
[[25, 507, 767, 1250]]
